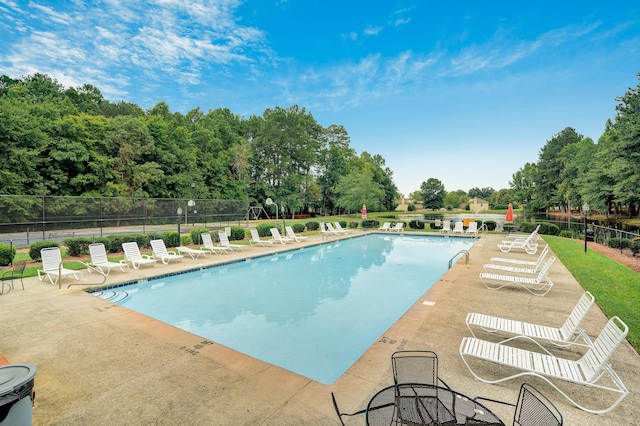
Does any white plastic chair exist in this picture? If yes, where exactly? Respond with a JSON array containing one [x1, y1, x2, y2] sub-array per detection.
[[122, 242, 156, 269], [150, 239, 184, 264], [87, 243, 129, 276], [38, 247, 81, 284]]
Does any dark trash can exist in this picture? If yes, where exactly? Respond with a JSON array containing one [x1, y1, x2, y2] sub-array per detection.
[[586, 229, 594, 242], [0, 364, 36, 425]]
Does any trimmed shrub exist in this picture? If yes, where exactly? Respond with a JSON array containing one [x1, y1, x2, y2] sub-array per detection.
[[291, 223, 305, 233], [63, 237, 95, 256], [361, 220, 380, 228], [181, 235, 192, 246], [631, 238, 640, 256], [305, 221, 320, 231], [407, 204, 415, 211], [189, 227, 208, 245], [107, 234, 149, 253], [484, 220, 497, 231], [0, 243, 17, 266], [607, 237, 631, 250], [256, 223, 274, 237], [29, 240, 59, 261], [559, 230, 573, 238], [335, 220, 348, 229], [348, 221, 359, 229], [537, 222, 560, 236], [229, 227, 246, 241], [408, 220, 425, 229], [161, 231, 180, 247]]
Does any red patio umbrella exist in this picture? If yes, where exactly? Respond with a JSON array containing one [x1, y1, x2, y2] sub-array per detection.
[[362, 204, 367, 219], [505, 203, 514, 222]]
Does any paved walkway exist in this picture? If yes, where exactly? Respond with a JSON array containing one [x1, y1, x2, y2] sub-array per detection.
[[1, 232, 638, 425]]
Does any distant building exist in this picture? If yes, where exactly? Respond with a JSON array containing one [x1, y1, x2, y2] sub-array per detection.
[[468, 197, 489, 212], [395, 197, 423, 211]]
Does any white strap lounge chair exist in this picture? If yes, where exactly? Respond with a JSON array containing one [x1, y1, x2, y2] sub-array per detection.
[[451, 221, 464, 234], [270, 228, 294, 244], [466, 291, 595, 348], [505, 224, 542, 241], [285, 226, 308, 242], [333, 222, 352, 234], [150, 239, 184, 264], [484, 246, 549, 274], [325, 222, 346, 235], [479, 256, 556, 296], [176, 246, 209, 259], [497, 233, 540, 254], [250, 229, 274, 246], [38, 247, 81, 285], [459, 316, 629, 414], [378, 222, 391, 231], [439, 220, 451, 234], [86, 243, 129, 276], [390, 222, 404, 232], [490, 245, 549, 266], [466, 222, 478, 235], [319, 223, 337, 239], [122, 242, 157, 269], [218, 231, 245, 251], [200, 233, 232, 254]]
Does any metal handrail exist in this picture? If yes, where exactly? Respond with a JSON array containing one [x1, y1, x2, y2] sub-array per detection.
[[449, 250, 469, 269], [57, 260, 106, 289]]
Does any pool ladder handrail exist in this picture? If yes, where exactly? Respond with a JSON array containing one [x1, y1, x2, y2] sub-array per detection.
[[448, 250, 469, 269], [56, 260, 107, 289]]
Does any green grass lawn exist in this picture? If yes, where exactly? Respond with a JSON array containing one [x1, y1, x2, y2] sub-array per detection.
[[543, 235, 640, 352]]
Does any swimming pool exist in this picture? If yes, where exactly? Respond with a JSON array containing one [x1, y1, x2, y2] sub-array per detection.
[[94, 234, 475, 384]]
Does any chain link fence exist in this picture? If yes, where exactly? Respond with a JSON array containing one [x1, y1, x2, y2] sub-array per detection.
[[0, 195, 249, 248]]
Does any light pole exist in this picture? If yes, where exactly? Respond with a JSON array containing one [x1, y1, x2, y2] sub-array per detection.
[[582, 203, 589, 253], [265, 198, 285, 231], [265, 198, 277, 222], [177, 207, 182, 237], [188, 182, 196, 226]]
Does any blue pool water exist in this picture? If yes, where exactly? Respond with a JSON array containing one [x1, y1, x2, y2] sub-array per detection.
[[93, 234, 475, 384]]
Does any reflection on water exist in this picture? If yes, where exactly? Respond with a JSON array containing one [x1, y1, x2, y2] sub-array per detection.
[[109, 234, 476, 384]]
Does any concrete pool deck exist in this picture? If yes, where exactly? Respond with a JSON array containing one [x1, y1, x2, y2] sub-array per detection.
[[1, 232, 638, 425]]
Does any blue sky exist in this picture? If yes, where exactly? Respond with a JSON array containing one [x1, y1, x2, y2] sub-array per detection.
[[1, 1, 638, 196]]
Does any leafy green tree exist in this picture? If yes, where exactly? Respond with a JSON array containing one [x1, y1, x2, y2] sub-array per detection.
[[582, 123, 619, 216], [557, 137, 596, 213], [535, 127, 584, 212], [316, 124, 356, 214], [444, 190, 467, 210], [249, 105, 321, 216], [610, 73, 640, 217], [358, 152, 398, 211], [420, 178, 446, 209], [468, 187, 495, 200], [510, 162, 538, 208], [335, 168, 385, 212], [489, 188, 513, 206]]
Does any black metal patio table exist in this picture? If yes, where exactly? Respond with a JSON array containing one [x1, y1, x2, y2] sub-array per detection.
[[366, 383, 505, 426]]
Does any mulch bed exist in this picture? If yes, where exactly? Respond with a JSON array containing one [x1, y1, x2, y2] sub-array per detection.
[[587, 241, 640, 274]]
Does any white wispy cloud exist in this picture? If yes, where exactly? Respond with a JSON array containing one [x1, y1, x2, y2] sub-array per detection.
[[1, 0, 267, 101], [364, 26, 383, 36], [28, 2, 73, 25]]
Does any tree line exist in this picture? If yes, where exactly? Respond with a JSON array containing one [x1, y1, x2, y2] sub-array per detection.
[[412, 72, 640, 217], [510, 73, 640, 218], [0, 73, 398, 217]]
